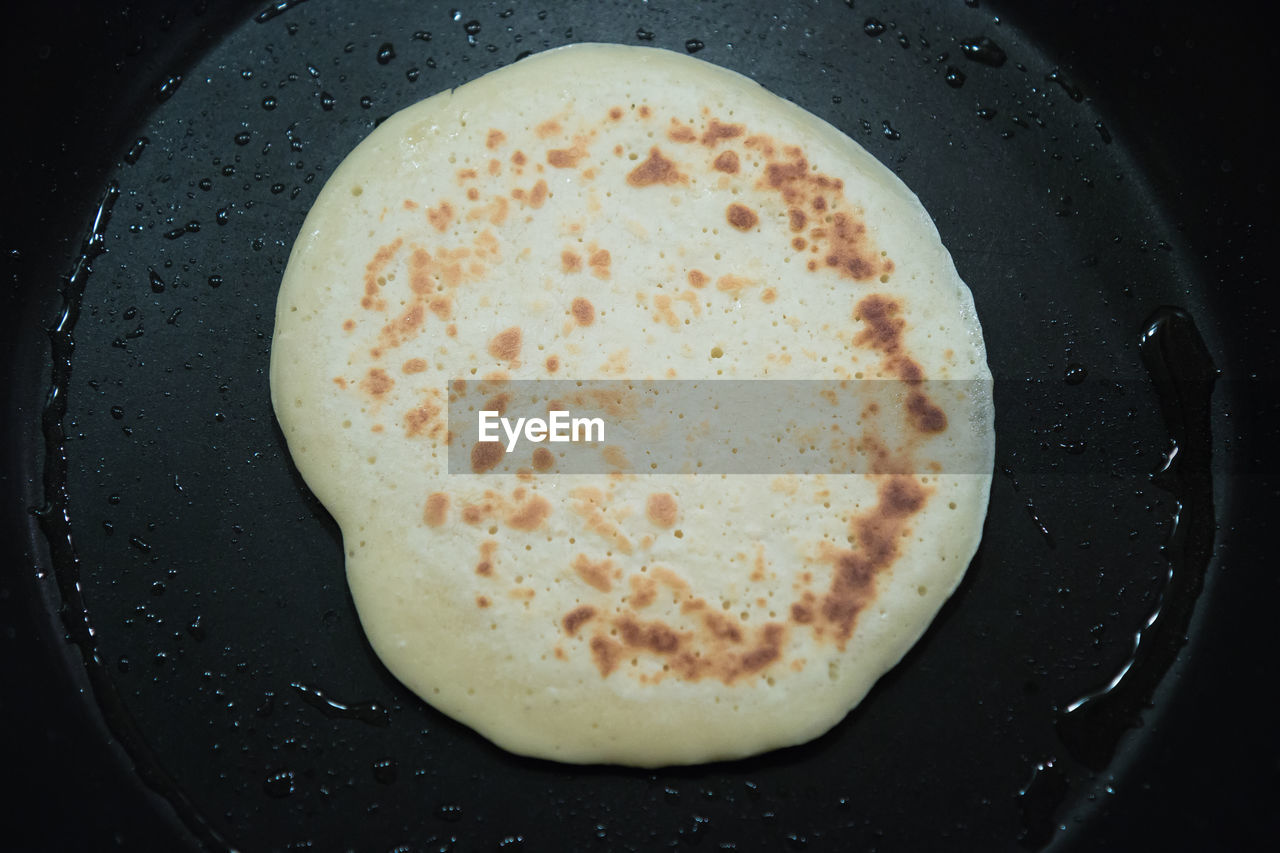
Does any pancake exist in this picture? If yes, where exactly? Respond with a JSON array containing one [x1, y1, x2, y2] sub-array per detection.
[[269, 43, 994, 766]]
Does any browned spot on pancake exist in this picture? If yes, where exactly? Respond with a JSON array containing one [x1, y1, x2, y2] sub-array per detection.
[[792, 237, 807, 251], [361, 236, 404, 311], [457, 168, 477, 182], [532, 446, 555, 471], [906, 391, 948, 433], [470, 441, 503, 474], [379, 303, 425, 349], [563, 606, 596, 636], [428, 295, 453, 320], [702, 611, 744, 643], [638, 105, 652, 118], [487, 159, 501, 177], [467, 187, 480, 201], [627, 147, 685, 187], [667, 122, 697, 143], [404, 399, 441, 437], [716, 274, 753, 292], [687, 269, 708, 288], [423, 492, 449, 527], [628, 574, 657, 609], [461, 502, 488, 525], [475, 540, 498, 577], [762, 287, 777, 304], [483, 393, 509, 416], [652, 293, 679, 328], [573, 554, 616, 592], [512, 150, 527, 166], [808, 475, 931, 647], [701, 119, 744, 146], [361, 368, 393, 397], [590, 635, 621, 676], [476, 595, 490, 608], [821, 212, 877, 278], [755, 152, 890, 280], [726, 203, 758, 231], [588, 249, 611, 279], [571, 297, 596, 326], [646, 493, 678, 528], [712, 150, 740, 173], [547, 145, 587, 168], [608, 106, 623, 121], [333, 376, 348, 389], [535, 118, 561, 138], [371, 424, 384, 433], [790, 601, 814, 624], [854, 295, 905, 353], [427, 201, 455, 233], [446, 324, 457, 337], [561, 250, 582, 273], [486, 129, 506, 149], [569, 487, 633, 554], [342, 319, 356, 331], [403, 199, 418, 210], [530, 179, 548, 207], [544, 355, 560, 374], [507, 496, 552, 531], [487, 327, 522, 363], [617, 615, 683, 655], [739, 624, 785, 673]]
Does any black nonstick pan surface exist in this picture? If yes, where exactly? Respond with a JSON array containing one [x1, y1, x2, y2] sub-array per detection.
[[4, 1, 1277, 851]]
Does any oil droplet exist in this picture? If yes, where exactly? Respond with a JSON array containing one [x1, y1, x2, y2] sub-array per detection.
[[881, 120, 900, 140], [437, 803, 464, 822], [124, 136, 149, 165], [262, 96, 277, 110], [1095, 121, 1112, 144], [636, 28, 655, 41], [149, 270, 166, 293], [976, 107, 997, 121], [234, 131, 251, 146], [290, 681, 391, 727], [156, 74, 183, 102], [255, 0, 310, 24], [1045, 68, 1083, 102], [959, 36, 1007, 67], [372, 757, 398, 784], [263, 770, 296, 798], [863, 18, 886, 36], [1063, 363, 1088, 385], [685, 39, 705, 54], [320, 91, 336, 111], [944, 66, 966, 88], [377, 42, 396, 64]]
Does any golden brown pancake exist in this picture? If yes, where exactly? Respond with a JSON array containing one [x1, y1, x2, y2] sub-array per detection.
[[270, 44, 993, 766]]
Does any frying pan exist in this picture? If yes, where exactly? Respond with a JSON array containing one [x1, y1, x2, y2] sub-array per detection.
[[3, 1, 1276, 850]]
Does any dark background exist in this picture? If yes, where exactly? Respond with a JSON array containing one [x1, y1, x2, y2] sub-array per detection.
[[3, 1, 1277, 851]]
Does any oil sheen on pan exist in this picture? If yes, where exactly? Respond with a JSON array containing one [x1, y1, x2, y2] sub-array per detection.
[[269, 44, 995, 766]]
